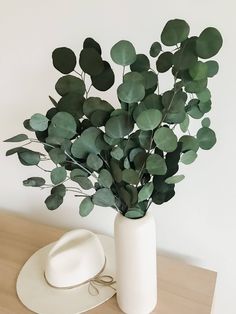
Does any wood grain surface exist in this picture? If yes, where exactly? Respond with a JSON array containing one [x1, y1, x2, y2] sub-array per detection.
[[0, 211, 216, 314]]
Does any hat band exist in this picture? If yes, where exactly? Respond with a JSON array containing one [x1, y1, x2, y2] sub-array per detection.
[[44, 258, 116, 296]]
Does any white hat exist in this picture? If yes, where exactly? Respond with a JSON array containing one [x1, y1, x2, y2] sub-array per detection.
[[16, 229, 116, 314]]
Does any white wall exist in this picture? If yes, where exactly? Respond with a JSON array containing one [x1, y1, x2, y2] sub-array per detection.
[[0, 1, 235, 313]]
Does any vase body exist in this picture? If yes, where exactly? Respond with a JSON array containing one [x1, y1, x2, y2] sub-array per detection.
[[114, 212, 157, 314]]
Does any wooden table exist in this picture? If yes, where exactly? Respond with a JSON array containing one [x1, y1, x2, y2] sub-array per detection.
[[0, 211, 216, 314]]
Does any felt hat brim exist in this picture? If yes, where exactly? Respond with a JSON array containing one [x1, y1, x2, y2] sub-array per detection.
[[16, 234, 116, 314]]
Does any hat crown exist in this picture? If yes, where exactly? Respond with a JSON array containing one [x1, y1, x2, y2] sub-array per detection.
[[45, 229, 105, 288]]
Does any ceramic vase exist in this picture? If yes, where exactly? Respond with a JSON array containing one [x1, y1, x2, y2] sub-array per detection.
[[114, 212, 157, 314]]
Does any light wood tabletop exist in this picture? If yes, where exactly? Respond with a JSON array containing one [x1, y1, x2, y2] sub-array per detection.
[[0, 211, 216, 314]]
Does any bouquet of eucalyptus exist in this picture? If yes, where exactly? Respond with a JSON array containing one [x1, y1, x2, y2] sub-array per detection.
[[5, 19, 222, 219]]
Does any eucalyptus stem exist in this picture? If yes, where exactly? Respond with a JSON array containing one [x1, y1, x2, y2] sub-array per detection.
[[65, 152, 98, 179], [29, 139, 56, 149], [122, 66, 126, 78], [74, 70, 83, 78], [37, 165, 51, 173]]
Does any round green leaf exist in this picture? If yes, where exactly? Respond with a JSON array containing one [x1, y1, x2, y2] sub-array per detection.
[[76, 177, 93, 190], [123, 71, 144, 84], [70, 168, 89, 180], [29, 113, 49, 132], [180, 115, 189, 133], [91, 61, 115, 91], [196, 88, 211, 102], [165, 175, 185, 184], [179, 135, 199, 152], [156, 52, 173, 73], [18, 149, 40, 166], [201, 117, 211, 128], [138, 182, 154, 202], [83, 97, 113, 118], [206, 60, 219, 77], [71, 127, 102, 159], [110, 40, 136, 66], [55, 75, 85, 96], [173, 38, 198, 70], [197, 127, 216, 150], [48, 112, 77, 139], [150, 42, 162, 58], [196, 27, 223, 59], [86, 153, 103, 171], [83, 37, 101, 55], [161, 19, 190, 46], [111, 146, 124, 160], [125, 209, 144, 219], [122, 169, 139, 185], [92, 188, 115, 207], [117, 80, 145, 103], [51, 184, 66, 197], [4, 134, 28, 143], [130, 54, 150, 72], [79, 48, 104, 76], [51, 167, 67, 185], [98, 169, 113, 188], [186, 99, 204, 119], [105, 114, 134, 139], [189, 61, 208, 81], [181, 150, 197, 164], [52, 47, 76, 74], [154, 127, 178, 152], [45, 194, 63, 210], [79, 197, 94, 217], [49, 148, 66, 165], [184, 78, 208, 93], [146, 154, 167, 175], [57, 92, 84, 119], [23, 177, 46, 187], [199, 100, 211, 114], [136, 109, 162, 131], [141, 71, 158, 91]]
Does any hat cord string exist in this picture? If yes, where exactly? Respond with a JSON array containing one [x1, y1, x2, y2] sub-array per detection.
[[44, 258, 116, 296]]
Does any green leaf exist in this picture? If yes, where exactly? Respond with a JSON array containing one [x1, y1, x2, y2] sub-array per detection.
[[136, 109, 162, 131], [18, 149, 41, 166], [181, 150, 197, 164], [49, 96, 58, 107], [122, 169, 139, 185], [29, 113, 49, 132], [189, 61, 208, 81], [198, 100, 211, 114], [180, 115, 189, 133], [70, 168, 89, 179], [91, 61, 115, 91], [161, 19, 190, 46], [150, 42, 162, 58], [50, 167, 67, 185], [125, 209, 145, 219], [196, 88, 211, 102], [79, 48, 104, 76], [206, 60, 219, 78], [57, 92, 84, 119], [79, 197, 94, 217], [146, 154, 167, 175], [186, 99, 203, 119], [141, 71, 158, 91], [173, 38, 198, 70], [83, 97, 114, 118], [98, 169, 113, 188], [76, 177, 93, 190], [71, 127, 102, 159], [6, 147, 27, 156], [55, 75, 85, 96], [111, 146, 124, 160], [86, 153, 103, 171], [52, 47, 76, 74], [46, 136, 65, 146], [154, 127, 178, 152], [196, 27, 223, 59], [92, 188, 115, 207], [138, 182, 154, 202], [110, 40, 136, 66], [179, 135, 199, 152], [51, 184, 66, 197], [130, 54, 150, 72], [185, 78, 208, 93], [48, 112, 77, 139], [49, 148, 66, 165], [156, 52, 173, 73], [123, 71, 145, 84], [197, 127, 216, 150], [165, 175, 185, 184], [4, 134, 28, 142], [23, 177, 46, 187], [45, 194, 63, 210], [201, 117, 211, 128], [83, 37, 101, 55], [117, 80, 145, 103], [105, 113, 133, 139]]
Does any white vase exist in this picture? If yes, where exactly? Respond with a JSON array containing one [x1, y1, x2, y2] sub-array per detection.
[[114, 212, 157, 314]]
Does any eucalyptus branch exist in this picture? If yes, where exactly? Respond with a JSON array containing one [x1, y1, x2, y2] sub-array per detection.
[[29, 139, 56, 149], [37, 165, 51, 173], [65, 152, 98, 179]]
